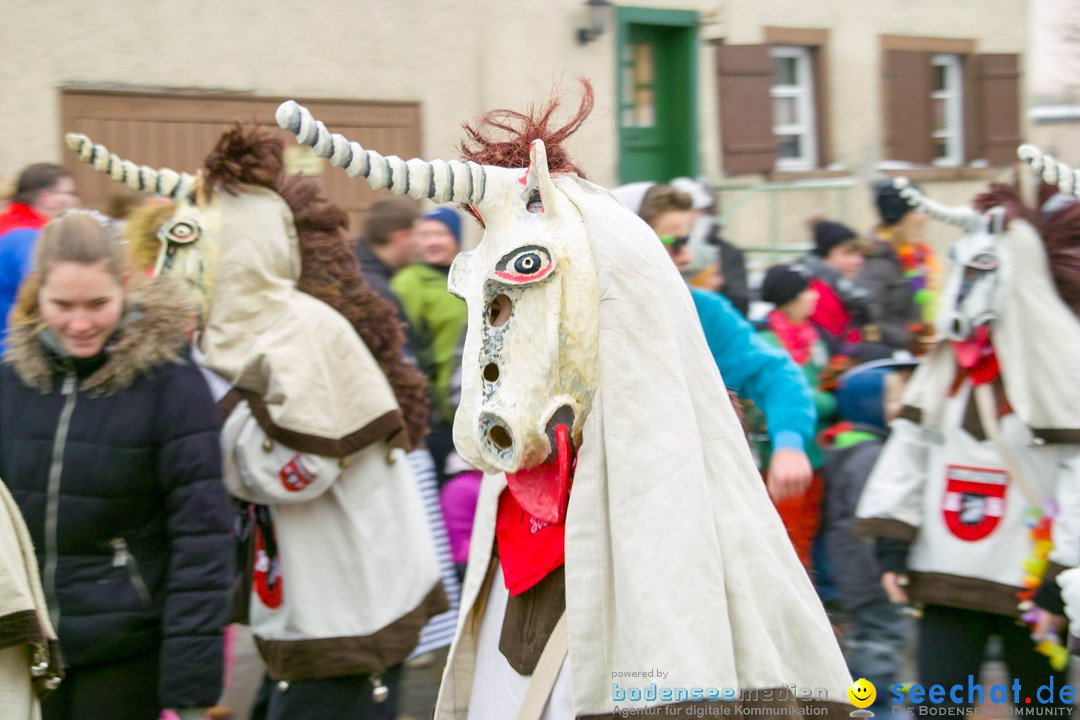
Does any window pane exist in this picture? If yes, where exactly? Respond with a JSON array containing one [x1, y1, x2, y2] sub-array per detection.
[[778, 134, 802, 159], [933, 64, 948, 92], [934, 139, 949, 160], [932, 98, 947, 132], [634, 87, 655, 127], [774, 96, 799, 126], [633, 44, 654, 85], [773, 56, 798, 86]]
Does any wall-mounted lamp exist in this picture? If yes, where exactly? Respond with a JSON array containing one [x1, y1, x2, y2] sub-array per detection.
[[577, 0, 613, 45]]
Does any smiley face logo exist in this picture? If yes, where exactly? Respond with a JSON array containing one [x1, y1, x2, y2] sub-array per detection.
[[848, 678, 876, 708]]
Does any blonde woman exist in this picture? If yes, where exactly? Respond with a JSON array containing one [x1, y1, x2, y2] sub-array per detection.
[[2, 212, 233, 720]]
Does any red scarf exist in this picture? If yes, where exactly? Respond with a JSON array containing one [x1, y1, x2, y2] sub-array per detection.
[[0, 203, 47, 236], [767, 309, 819, 366], [495, 489, 566, 596], [950, 325, 1001, 389]]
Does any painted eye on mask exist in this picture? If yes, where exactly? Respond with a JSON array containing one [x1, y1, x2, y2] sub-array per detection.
[[157, 218, 201, 246], [968, 252, 997, 271], [494, 245, 554, 285]]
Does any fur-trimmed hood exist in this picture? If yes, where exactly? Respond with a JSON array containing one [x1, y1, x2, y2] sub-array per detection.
[[5, 275, 196, 395]]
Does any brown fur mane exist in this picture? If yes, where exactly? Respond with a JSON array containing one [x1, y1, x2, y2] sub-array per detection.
[[204, 123, 430, 448], [460, 79, 594, 177], [974, 182, 1080, 319], [203, 121, 284, 197]]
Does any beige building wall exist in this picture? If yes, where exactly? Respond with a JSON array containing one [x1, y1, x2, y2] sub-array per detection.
[[1, 0, 714, 187], [715, 0, 1030, 262], [2, 0, 1028, 256]]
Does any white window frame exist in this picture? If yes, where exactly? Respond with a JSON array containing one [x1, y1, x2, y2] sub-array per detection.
[[931, 54, 965, 167], [770, 45, 818, 171]]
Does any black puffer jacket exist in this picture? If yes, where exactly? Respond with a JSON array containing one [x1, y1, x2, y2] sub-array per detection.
[[2, 277, 234, 709]]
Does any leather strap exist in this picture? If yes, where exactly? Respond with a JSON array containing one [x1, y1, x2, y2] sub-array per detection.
[[515, 611, 568, 720], [973, 383, 1042, 507]]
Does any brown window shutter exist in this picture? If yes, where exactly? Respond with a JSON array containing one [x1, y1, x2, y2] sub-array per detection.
[[716, 44, 777, 175], [975, 54, 1021, 166], [882, 50, 933, 164], [812, 47, 832, 168], [963, 56, 981, 165]]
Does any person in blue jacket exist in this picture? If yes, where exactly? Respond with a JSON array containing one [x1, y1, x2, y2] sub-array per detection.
[[625, 183, 816, 503]]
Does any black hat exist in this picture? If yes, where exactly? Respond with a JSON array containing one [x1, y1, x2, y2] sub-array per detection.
[[813, 221, 858, 257], [875, 180, 919, 226], [761, 264, 810, 307]]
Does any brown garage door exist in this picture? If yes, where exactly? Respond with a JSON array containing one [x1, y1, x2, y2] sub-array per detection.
[[61, 89, 421, 235]]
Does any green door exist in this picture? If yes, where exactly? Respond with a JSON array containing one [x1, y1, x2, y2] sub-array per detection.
[[617, 8, 698, 184]]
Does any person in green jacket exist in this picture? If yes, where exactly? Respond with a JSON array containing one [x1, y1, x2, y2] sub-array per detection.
[[754, 263, 837, 568], [391, 207, 468, 484]]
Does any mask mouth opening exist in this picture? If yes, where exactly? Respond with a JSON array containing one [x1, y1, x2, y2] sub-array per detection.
[[543, 405, 576, 463], [946, 313, 971, 342]]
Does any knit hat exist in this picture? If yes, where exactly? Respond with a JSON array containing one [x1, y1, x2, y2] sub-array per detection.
[[836, 357, 921, 431], [812, 221, 858, 258], [874, 179, 920, 226], [422, 207, 462, 245], [760, 264, 810, 307]]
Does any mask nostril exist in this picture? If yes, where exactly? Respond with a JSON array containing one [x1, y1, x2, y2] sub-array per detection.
[[483, 363, 500, 383], [489, 425, 512, 449]]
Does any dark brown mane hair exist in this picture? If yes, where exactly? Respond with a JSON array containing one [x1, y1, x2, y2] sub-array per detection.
[[974, 181, 1080, 319], [459, 79, 594, 177], [203, 123, 429, 448]]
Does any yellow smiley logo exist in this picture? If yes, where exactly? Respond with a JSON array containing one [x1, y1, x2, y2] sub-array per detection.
[[848, 678, 876, 708]]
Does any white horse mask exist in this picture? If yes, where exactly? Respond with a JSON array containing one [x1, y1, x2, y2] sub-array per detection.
[[277, 102, 599, 523], [65, 134, 220, 313], [893, 179, 1009, 351]]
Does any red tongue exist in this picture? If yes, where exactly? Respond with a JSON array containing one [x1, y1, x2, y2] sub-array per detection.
[[504, 424, 574, 524], [952, 325, 991, 368]]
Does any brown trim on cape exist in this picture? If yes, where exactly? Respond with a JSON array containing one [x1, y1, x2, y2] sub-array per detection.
[[500, 566, 566, 675], [256, 581, 448, 681], [218, 388, 243, 424], [579, 693, 851, 719], [238, 390, 409, 458], [907, 571, 1023, 617], [897, 405, 922, 424], [1044, 562, 1069, 584], [855, 517, 917, 543], [0, 613, 64, 697], [0, 608, 44, 652], [1031, 428, 1080, 445]]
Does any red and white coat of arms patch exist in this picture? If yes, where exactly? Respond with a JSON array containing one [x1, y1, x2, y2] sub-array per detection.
[[279, 454, 317, 493], [942, 464, 1008, 541]]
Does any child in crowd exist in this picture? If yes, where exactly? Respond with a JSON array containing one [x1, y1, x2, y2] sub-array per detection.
[[756, 264, 836, 568], [801, 220, 892, 362], [821, 359, 918, 711]]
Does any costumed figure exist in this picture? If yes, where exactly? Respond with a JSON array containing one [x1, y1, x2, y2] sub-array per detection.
[[1014, 146, 1080, 659], [277, 84, 852, 719], [856, 167, 1080, 704], [65, 125, 448, 719]]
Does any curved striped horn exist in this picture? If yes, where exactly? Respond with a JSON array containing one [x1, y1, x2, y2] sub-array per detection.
[[892, 177, 983, 232], [1018, 143, 1080, 198], [276, 101, 487, 205], [65, 133, 196, 202]]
